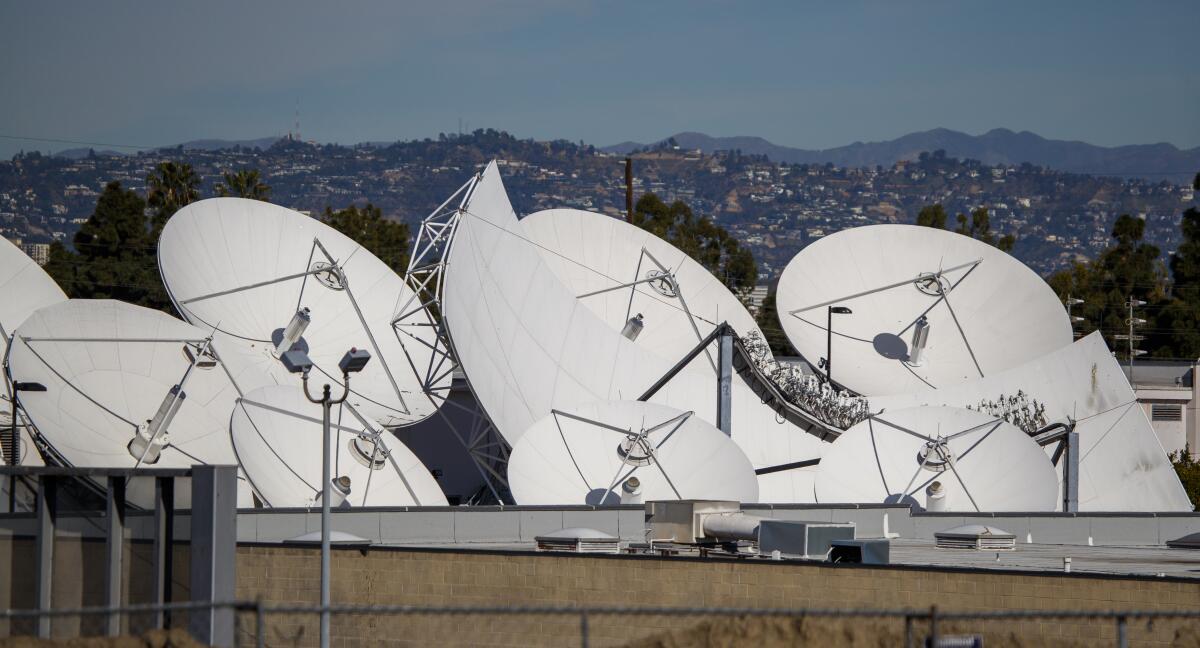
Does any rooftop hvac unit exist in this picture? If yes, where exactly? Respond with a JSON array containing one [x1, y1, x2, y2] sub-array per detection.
[[934, 524, 1016, 551], [535, 528, 621, 554]]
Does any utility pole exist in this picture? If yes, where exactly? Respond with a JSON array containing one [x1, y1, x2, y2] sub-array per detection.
[[625, 157, 634, 222], [1114, 296, 1147, 385]]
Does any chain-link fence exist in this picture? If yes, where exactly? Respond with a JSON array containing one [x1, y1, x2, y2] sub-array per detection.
[[6, 601, 1200, 647]]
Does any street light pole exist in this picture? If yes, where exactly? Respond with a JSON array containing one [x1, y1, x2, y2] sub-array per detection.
[[826, 306, 852, 385], [283, 347, 369, 648], [302, 377, 348, 648], [7, 381, 46, 511]]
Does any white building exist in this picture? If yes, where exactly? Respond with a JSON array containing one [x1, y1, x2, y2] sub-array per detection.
[[1125, 360, 1199, 458]]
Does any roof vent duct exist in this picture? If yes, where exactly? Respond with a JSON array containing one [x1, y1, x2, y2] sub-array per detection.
[[935, 524, 1016, 551], [535, 527, 621, 554]]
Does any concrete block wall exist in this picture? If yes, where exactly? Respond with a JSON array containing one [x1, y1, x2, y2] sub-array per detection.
[[235, 544, 1200, 647]]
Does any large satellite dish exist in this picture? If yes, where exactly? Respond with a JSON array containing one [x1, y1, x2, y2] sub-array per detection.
[[872, 331, 1192, 511], [0, 237, 67, 358], [815, 406, 1058, 511], [7, 300, 256, 505], [231, 384, 447, 507], [521, 208, 765, 362], [507, 400, 758, 505], [1, 238, 65, 467], [439, 163, 827, 502], [158, 198, 447, 427], [775, 225, 1071, 396]]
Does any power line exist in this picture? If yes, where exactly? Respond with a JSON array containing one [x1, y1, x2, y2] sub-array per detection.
[[0, 134, 156, 151]]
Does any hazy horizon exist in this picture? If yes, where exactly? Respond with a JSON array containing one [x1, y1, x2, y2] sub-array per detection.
[[2, 1, 1197, 159]]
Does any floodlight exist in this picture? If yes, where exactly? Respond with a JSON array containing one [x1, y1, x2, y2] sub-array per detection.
[[1066, 297, 1085, 306], [830, 306, 852, 315], [280, 349, 314, 375], [12, 382, 46, 393], [1071, 316, 1085, 323], [621, 313, 644, 341], [908, 316, 930, 366], [1130, 299, 1147, 307], [1129, 317, 1147, 326], [338, 348, 371, 374], [274, 307, 311, 356]]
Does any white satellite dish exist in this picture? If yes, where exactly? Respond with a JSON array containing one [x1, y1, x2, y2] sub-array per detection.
[[157, 198, 447, 427], [230, 384, 448, 508], [440, 163, 827, 502], [0, 238, 65, 468], [0, 237, 67, 360], [521, 208, 765, 362], [872, 331, 1192, 512], [507, 400, 759, 505], [7, 299, 257, 505], [815, 406, 1058, 511], [775, 224, 1071, 397]]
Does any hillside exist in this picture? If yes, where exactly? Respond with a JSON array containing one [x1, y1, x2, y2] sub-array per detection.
[[607, 129, 1200, 184]]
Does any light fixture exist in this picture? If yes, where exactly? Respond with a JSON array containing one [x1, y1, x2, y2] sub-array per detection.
[[274, 307, 311, 356], [908, 316, 930, 366], [621, 313, 645, 341]]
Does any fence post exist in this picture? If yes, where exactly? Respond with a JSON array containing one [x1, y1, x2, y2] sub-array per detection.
[[34, 475, 57, 639], [153, 476, 175, 629], [580, 611, 589, 648], [105, 476, 126, 637], [904, 614, 914, 648], [255, 600, 265, 648], [190, 465, 238, 646], [1116, 616, 1128, 648], [929, 605, 939, 648]]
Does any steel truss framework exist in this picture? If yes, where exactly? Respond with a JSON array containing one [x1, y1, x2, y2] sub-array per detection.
[[391, 173, 512, 503]]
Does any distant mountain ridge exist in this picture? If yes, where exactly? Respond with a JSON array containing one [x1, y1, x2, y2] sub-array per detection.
[[605, 128, 1200, 184], [55, 136, 283, 159]]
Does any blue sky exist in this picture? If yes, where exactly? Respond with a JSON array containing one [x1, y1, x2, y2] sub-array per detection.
[[1, 1, 1196, 158]]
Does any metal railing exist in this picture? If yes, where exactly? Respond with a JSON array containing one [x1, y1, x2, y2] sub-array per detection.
[[6, 600, 1200, 647]]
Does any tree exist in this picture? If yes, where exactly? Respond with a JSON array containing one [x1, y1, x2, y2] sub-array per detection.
[[321, 204, 410, 273], [955, 207, 1015, 252], [1049, 213, 1168, 355], [1170, 446, 1200, 509], [146, 161, 200, 232], [631, 193, 757, 298], [915, 204, 1014, 252], [216, 169, 271, 201], [754, 290, 797, 357], [1157, 172, 1200, 357], [916, 204, 947, 229], [44, 181, 171, 311]]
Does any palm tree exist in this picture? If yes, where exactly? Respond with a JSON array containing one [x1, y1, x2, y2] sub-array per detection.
[[146, 161, 200, 229], [216, 169, 271, 201]]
